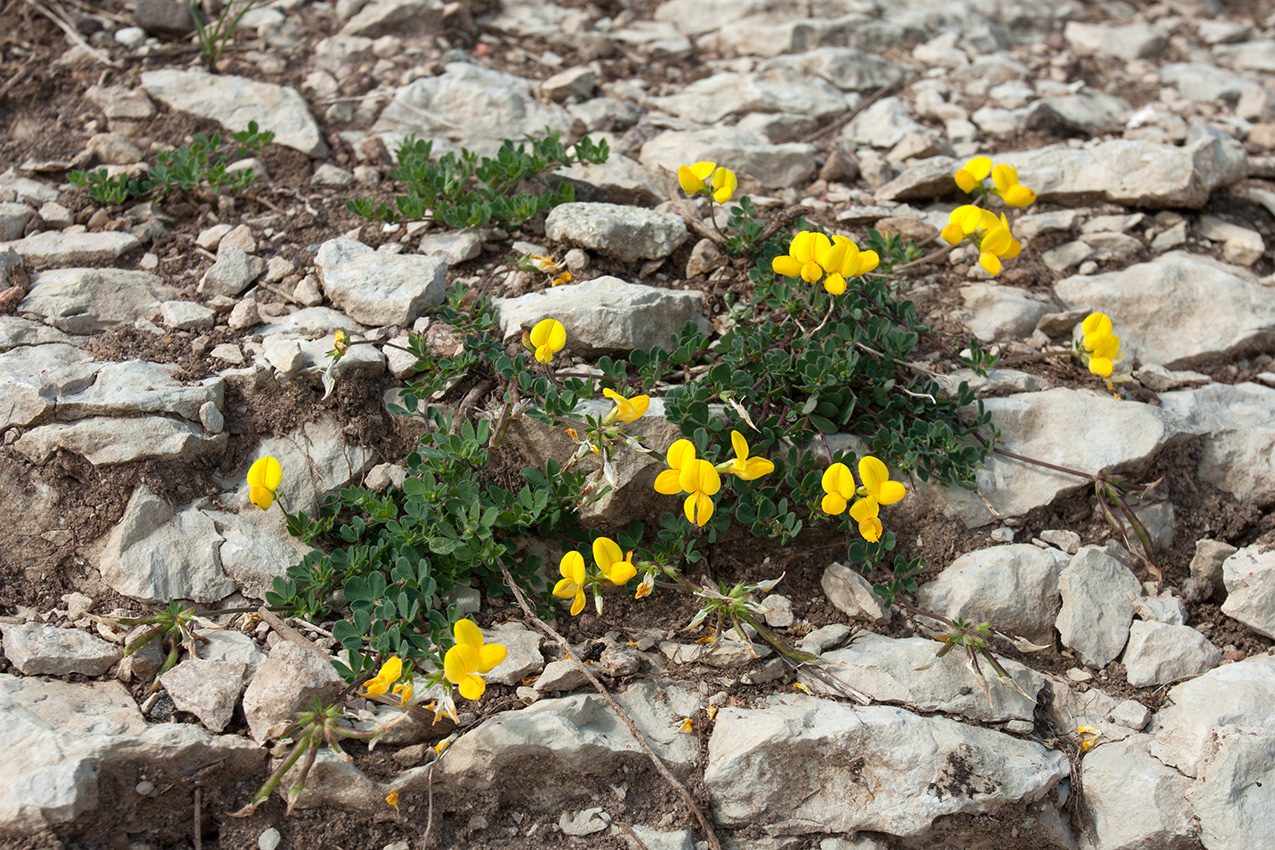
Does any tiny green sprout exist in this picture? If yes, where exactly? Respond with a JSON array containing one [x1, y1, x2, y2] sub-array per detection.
[[916, 618, 1048, 705], [112, 600, 208, 680]]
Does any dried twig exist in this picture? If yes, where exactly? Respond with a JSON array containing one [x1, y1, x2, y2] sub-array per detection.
[[21, 0, 123, 67], [803, 77, 907, 144], [498, 564, 723, 850], [193, 786, 202, 850], [256, 606, 327, 657]]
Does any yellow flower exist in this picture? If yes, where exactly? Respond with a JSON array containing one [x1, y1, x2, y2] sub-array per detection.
[[362, 656, 403, 697], [528, 254, 562, 274], [603, 387, 650, 424], [821, 456, 905, 543], [772, 230, 830, 283], [817, 235, 880, 295], [1081, 314, 1123, 379], [954, 156, 992, 193], [678, 161, 717, 195], [634, 573, 655, 599], [529, 318, 566, 364], [333, 329, 349, 356], [554, 551, 588, 616], [655, 440, 720, 526], [593, 536, 637, 586], [247, 456, 282, 511], [991, 163, 1036, 207], [709, 167, 737, 204], [392, 680, 413, 705], [385, 789, 399, 810], [940, 204, 987, 245], [1078, 726, 1101, 752], [678, 717, 695, 733], [552, 271, 572, 286], [976, 212, 1022, 276], [678, 162, 736, 204], [720, 430, 775, 481], [443, 618, 507, 701]]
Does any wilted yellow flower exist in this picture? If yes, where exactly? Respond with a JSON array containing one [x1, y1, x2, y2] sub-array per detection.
[[333, 329, 349, 356], [247, 456, 282, 511], [678, 717, 695, 733], [1078, 726, 1101, 752], [634, 573, 655, 599], [706, 705, 718, 720], [552, 271, 572, 286], [385, 789, 399, 809], [392, 680, 413, 705], [594, 536, 637, 586], [527, 254, 562, 274], [362, 656, 403, 698], [954, 156, 992, 193], [602, 387, 649, 424], [528, 318, 566, 364], [772, 230, 829, 283], [554, 551, 588, 616], [719, 430, 774, 481], [443, 619, 507, 701], [817, 235, 879, 295], [991, 163, 1036, 207]]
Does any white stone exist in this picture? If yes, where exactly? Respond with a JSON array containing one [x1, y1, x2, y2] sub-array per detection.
[[494, 276, 706, 355], [242, 642, 344, 742], [1080, 734, 1199, 850], [140, 70, 327, 157], [159, 300, 215, 330], [0, 623, 122, 676], [315, 238, 447, 327], [159, 659, 247, 733], [1, 231, 140, 266], [1056, 253, 1275, 369], [1196, 215, 1265, 266], [1159, 383, 1275, 507], [1056, 546, 1141, 668], [481, 622, 544, 686], [20, 268, 178, 334], [1122, 620, 1221, 687], [56, 360, 222, 423], [544, 203, 687, 264], [15, 416, 226, 467], [1221, 544, 1275, 638], [917, 544, 1064, 645], [960, 284, 1052, 342], [0, 343, 99, 429], [704, 695, 1068, 838], [640, 127, 817, 190], [821, 562, 888, 624]]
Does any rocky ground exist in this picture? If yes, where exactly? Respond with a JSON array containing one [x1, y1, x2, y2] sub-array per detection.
[[3, 0, 1275, 848]]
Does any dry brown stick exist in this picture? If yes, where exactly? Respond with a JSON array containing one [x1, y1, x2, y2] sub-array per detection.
[[256, 606, 326, 657], [498, 564, 723, 850], [0, 56, 34, 99], [448, 378, 496, 436], [22, 0, 123, 67], [193, 786, 202, 850], [669, 188, 725, 246], [803, 77, 907, 145]]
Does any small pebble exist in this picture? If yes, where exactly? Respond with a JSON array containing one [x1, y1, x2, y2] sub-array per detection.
[[135, 780, 155, 796], [258, 827, 282, 850]]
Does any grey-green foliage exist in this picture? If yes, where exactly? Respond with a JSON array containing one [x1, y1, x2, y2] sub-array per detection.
[[347, 131, 610, 229]]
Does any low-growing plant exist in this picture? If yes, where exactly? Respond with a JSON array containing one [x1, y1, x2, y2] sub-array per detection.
[[68, 122, 274, 205], [188, 0, 260, 71], [347, 131, 610, 229]]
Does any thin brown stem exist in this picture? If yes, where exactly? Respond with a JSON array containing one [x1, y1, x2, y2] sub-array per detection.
[[498, 565, 722, 850]]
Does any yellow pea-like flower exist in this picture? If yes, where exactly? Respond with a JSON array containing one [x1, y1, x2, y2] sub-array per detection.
[[772, 230, 830, 283], [678, 161, 717, 195], [362, 655, 402, 697], [529, 318, 566, 364], [443, 618, 507, 701], [721, 430, 775, 481], [954, 156, 992, 194], [991, 163, 1037, 207], [603, 387, 650, 424], [593, 536, 637, 586], [710, 166, 737, 204], [247, 456, 282, 511], [553, 551, 588, 616], [817, 235, 879, 295]]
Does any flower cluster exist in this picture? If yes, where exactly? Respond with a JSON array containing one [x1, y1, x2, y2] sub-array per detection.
[[358, 618, 507, 710], [771, 230, 880, 295], [943, 156, 1036, 276], [953, 156, 1036, 207], [820, 455, 906, 542], [1078, 312, 1125, 383], [554, 536, 639, 615], [678, 161, 737, 204], [653, 432, 774, 527], [940, 206, 1022, 276]]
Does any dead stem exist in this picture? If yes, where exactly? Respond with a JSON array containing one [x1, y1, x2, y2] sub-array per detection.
[[498, 564, 723, 850]]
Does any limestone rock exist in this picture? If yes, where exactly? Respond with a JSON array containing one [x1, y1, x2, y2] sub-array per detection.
[[820, 562, 888, 624], [19, 268, 178, 334], [0, 623, 122, 676], [640, 127, 817, 190], [1160, 383, 1275, 507], [1189, 725, 1275, 850], [94, 486, 234, 603], [960, 284, 1053, 342], [373, 63, 572, 156], [1055, 546, 1141, 668], [242, 642, 344, 742], [315, 238, 447, 326], [15, 416, 227, 467], [0, 343, 100, 429], [705, 695, 1068, 839], [544, 203, 687, 264], [1221, 544, 1275, 638], [340, 0, 443, 37], [650, 68, 850, 124], [198, 247, 265, 297], [1, 231, 141, 266], [917, 544, 1064, 645], [159, 659, 247, 733], [55, 360, 222, 424], [1081, 734, 1200, 850], [493, 276, 706, 355], [481, 622, 543, 686], [141, 70, 327, 157], [1122, 620, 1222, 687]]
